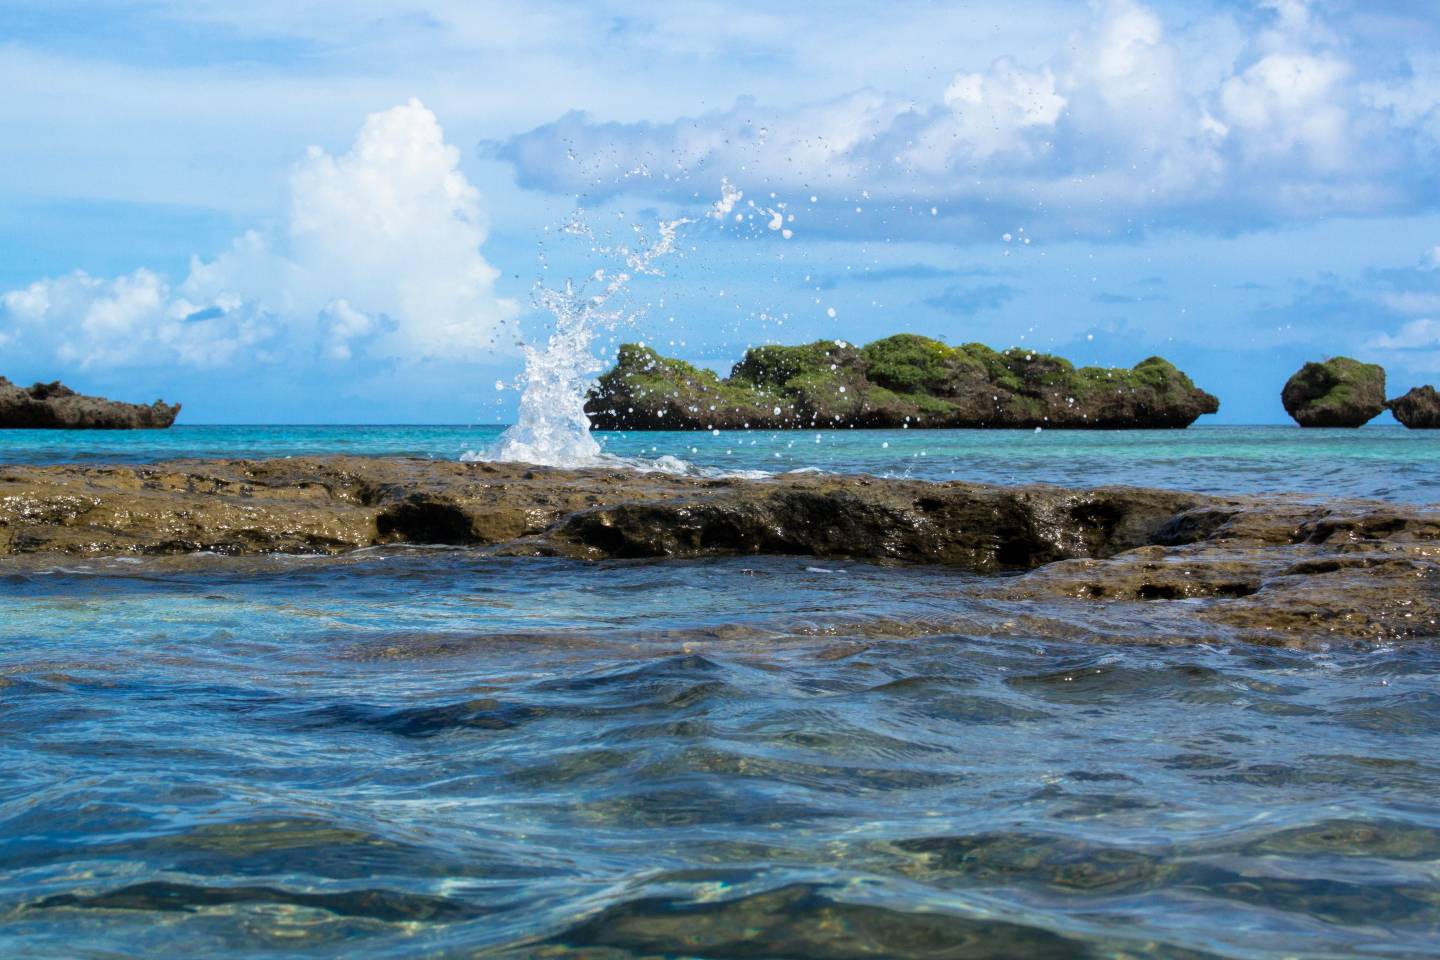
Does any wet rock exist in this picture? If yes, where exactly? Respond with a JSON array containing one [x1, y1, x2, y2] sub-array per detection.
[[0, 456, 1435, 648], [0, 376, 179, 429], [586, 335, 1220, 430], [998, 502, 1440, 646], [0, 457, 1206, 568], [1281, 358, 1386, 428], [1388, 385, 1440, 429]]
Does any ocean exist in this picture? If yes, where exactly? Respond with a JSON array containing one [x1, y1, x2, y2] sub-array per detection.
[[2, 425, 1438, 958], [3, 422, 1438, 502]]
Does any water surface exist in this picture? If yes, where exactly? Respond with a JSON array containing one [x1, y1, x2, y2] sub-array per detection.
[[2, 423, 1437, 502], [3, 427, 1439, 957], [2, 552, 1438, 958]]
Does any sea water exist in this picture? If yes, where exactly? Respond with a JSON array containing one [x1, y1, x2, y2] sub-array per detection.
[[2, 550, 1438, 958], [1, 422, 1437, 502]]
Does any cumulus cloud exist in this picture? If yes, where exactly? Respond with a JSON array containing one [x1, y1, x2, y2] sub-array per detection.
[[496, 0, 1439, 238], [1, 100, 517, 369]]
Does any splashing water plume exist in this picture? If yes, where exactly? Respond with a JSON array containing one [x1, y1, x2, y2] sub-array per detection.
[[467, 214, 690, 468]]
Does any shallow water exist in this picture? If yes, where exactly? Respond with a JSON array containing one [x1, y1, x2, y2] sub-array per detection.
[[4, 428, 1440, 957], [2, 423, 1438, 502], [2, 551, 1439, 958]]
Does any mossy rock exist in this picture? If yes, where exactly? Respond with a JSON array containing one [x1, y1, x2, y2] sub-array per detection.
[[1281, 358, 1386, 428], [587, 335, 1221, 430]]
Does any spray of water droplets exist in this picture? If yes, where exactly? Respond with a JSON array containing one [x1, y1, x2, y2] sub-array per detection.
[[464, 214, 696, 469]]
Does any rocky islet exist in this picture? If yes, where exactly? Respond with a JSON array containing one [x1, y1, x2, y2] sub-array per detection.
[[1281, 357, 1388, 428], [586, 335, 1220, 430], [1388, 385, 1440, 429], [0, 378, 180, 430]]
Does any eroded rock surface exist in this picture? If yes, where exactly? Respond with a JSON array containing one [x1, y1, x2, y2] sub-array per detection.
[[1, 456, 1435, 648], [0, 377, 180, 429], [586, 335, 1220, 430], [1388, 385, 1440, 429], [1281, 358, 1386, 428]]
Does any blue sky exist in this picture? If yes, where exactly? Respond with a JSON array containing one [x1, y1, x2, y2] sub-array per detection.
[[2, 0, 1438, 423]]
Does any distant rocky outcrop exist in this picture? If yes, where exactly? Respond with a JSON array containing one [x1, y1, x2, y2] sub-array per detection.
[[586, 335, 1220, 430], [1388, 385, 1440, 429], [0, 378, 180, 429], [1281, 358, 1386, 428]]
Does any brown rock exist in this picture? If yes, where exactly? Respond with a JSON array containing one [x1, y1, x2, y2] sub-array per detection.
[[0, 456, 1435, 648], [0, 377, 180, 429], [1388, 385, 1440, 429]]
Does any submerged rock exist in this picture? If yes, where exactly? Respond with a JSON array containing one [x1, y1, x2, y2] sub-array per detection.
[[0, 456, 1435, 648], [1388, 385, 1440, 429], [586, 335, 1220, 430], [1281, 358, 1386, 428], [0, 377, 180, 429]]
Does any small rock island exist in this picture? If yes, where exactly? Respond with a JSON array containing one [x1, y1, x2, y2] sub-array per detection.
[[1388, 385, 1440, 429], [0, 377, 180, 430], [586, 334, 1220, 430], [1281, 357, 1386, 427]]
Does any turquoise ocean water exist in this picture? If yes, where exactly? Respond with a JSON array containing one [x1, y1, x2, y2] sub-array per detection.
[[2, 425, 1439, 958], [2, 423, 1437, 501]]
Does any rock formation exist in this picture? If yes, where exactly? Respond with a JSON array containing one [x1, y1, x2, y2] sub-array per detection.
[[1280, 358, 1386, 427], [0, 377, 180, 429], [0, 456, 1435, 648], [1388, 385, 1440, 429], [586, 335, 1220, 430]]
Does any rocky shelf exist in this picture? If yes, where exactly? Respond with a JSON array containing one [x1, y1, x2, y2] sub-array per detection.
[[0, 378, 180, 429], [1, 456, 1434, 648], [585, 335, 1220, 430]]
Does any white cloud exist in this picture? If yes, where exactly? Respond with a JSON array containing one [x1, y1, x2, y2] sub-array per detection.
[[0, 100, 517, 369], [1219, 53, 1352, 170], [1, 268, 278, 368], [941, 60, 1066, 160], [1429, 246, 1440, 270], [1368, 318, 1440, 350], [497, 0, 1436, 237], [316, 300, 376, 362]]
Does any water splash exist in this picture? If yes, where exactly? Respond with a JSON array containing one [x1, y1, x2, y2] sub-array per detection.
[[467, 215, 690, 468]]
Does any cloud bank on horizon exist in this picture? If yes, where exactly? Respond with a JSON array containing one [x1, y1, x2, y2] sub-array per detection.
[[500, 0, 1438, 238], [3, 100, 516, 370]]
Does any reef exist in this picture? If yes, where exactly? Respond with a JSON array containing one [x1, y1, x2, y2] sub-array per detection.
[[585, 335, 1220, 430], [1388, 385, 1440, 429], [0, 377, 180, 430], [1281, 358, 1386, 428], [1, 456, 1435, 648]]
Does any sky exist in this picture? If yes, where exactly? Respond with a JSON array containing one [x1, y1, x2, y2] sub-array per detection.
[[1, 0, 1438, 424]]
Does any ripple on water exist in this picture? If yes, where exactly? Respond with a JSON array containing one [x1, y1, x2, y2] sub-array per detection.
[[2, 553, 1439, 959]]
